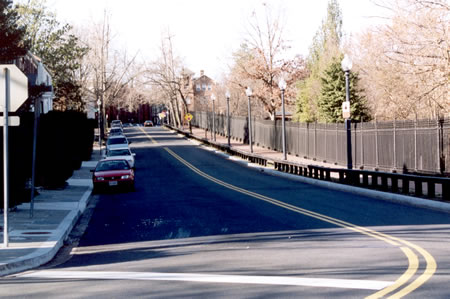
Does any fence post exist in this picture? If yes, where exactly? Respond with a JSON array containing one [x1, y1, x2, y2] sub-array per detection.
[[375, 117, 379, 169], [335, 123, 338, 164], [354, 122, 357, 168], [414, 115, 418, 172], [361, 118, 364, 168], [298, 122, 302, 158], [436, 118, 441, 173], [324, 123, 327, 162], [314, 121, 317, 160], [306, 122, 309, 158], [393, 118, 397, 171]]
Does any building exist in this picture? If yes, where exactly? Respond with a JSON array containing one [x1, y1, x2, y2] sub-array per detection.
[[14, 51, 54, 114], [186, 70, 215, 113]]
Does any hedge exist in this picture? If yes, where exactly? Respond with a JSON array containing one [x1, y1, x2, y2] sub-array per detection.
[[0, 110, 94, 209]]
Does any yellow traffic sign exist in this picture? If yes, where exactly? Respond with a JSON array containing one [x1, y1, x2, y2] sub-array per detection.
[[185, 113, 193, 122]]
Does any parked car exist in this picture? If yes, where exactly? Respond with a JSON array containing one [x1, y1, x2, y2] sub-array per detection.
[[144, 120, 153, 127], [103, 147, 136, 168], [106, 135, 129, 151], [108, 127, 123, 136], [92, 159, 135, 192], [111, 120, 123, 129]]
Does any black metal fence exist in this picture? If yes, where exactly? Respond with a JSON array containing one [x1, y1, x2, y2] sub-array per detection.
[[191, 111, 450, 175]]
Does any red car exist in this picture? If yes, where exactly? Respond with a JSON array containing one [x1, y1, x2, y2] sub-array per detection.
[[92, 159, 135, 192]]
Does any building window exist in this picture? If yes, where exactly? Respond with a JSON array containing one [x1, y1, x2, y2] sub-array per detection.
[[208, 84, 212, 90], [196, 84, 200, 91], [186, 97, 191, 104], [202, 84, 206, 91]]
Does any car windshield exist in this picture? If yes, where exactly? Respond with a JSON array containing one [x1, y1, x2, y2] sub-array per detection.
[[108, 149, 131, 156], [107, 137, 127, 145], [96, 160, 130, 171]]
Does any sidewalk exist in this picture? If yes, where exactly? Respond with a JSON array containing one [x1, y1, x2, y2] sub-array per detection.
[[0, 147, 101, 277]]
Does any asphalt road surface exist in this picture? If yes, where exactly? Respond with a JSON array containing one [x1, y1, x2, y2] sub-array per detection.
[[2, 126, 450, 298]]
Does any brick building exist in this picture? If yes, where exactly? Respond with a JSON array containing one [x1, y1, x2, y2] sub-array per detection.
[[185, 70, 215, 113]]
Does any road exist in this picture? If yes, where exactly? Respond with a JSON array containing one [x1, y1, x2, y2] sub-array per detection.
[[2, 126, 450, 298]]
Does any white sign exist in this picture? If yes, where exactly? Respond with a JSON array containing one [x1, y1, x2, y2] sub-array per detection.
[[0, 116, 20, 126], [342, 101, 350, 119], [0, 64, 29, 112]]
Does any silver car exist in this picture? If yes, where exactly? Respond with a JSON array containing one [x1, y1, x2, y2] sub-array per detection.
[[103, 147, 136, 168], [106, 135, 129, 151]]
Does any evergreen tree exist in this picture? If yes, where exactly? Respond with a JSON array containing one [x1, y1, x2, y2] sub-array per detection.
[[16, 0, 88, 110], [0, 0, 28, 62], [295, 0, 342, 122], [318, 55, 371, 123]]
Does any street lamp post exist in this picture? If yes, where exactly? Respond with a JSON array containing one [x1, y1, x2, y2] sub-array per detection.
[[341, 54, 353, 170], [225, 90, 231, 147], [211, 94, 216, 141], [278, 77, 287, 160], [245, 87, 253, 153]]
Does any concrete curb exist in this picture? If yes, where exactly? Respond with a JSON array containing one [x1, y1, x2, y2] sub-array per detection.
[[0, 187, 93, 277]]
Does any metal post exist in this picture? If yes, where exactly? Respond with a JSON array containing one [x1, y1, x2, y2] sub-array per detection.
[[248, 95, 253, 153], [226, 96, 230, 147], [437, 117, 441, 173], [281, 89, 286, 160], [324, 123, 327, 162], [306, 122, 309, 158], [210, 110, 212, 140], [414, 115, 417, 172], [97, 100, 102, 154], [344, 70, 353, 169], [3, 68, 10, 247], [375, 117, 379, 169], [212, 100, 216, 141], [335, 123, 338, 163], [393, 118, 397, 170], [360, 118, 364, 168], [30, 97, 40, 218], [314, 121, 317, 159]]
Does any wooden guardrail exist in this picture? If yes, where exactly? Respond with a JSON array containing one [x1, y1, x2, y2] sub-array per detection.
[[168, 125, 450, 200]]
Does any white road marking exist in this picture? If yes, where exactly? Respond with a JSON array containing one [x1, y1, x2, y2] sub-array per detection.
[[22, 270, 393, 290]]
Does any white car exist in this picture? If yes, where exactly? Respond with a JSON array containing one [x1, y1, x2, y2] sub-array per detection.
[[106, 135, 130, 151], [103, 147, 136, 168]]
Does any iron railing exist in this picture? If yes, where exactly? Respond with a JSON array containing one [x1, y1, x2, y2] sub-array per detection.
[[191, 111, 449, 175]]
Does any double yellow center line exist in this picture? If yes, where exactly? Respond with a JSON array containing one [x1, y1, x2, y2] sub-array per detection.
[[140, 127, 436, 298]]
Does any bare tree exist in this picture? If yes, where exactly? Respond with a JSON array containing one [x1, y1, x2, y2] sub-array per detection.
[[145, 31, 192, 128], [353, 0, 449, 119], [229, 3, 306, 120], [79, 11, 141, 135]]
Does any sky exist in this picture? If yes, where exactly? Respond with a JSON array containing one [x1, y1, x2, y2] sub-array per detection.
[[42, 0, 389, 79]]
